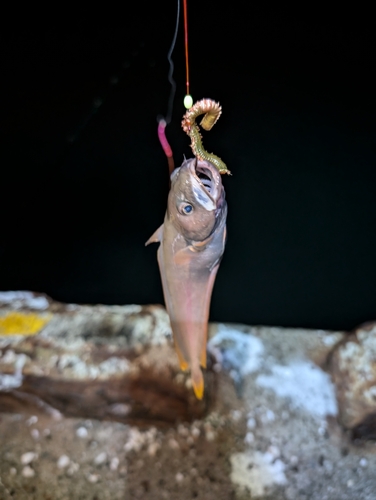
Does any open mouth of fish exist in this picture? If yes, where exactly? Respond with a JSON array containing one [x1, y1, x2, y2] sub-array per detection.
[[191, 160, 222, 203]]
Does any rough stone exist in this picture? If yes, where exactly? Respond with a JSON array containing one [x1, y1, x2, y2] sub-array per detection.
[[2, 291, 376, 500], [330, 321, 376, 438], [0, 292, 215, 425]]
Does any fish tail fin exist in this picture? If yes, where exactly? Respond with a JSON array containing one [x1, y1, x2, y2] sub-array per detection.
[[191, 365, 204, 400]]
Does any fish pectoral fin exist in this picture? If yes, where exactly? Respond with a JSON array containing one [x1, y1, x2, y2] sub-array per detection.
[[191, 238, 210, 252], [173, 246, 196, 265], [145, 224, 164, 246], [174, 236, 212, 263]]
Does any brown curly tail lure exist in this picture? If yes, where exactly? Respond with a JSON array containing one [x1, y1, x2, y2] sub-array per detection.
[[182, 99, 230, 175]]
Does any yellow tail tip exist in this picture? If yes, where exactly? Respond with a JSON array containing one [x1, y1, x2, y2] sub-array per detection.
[[192, 370, 204, 400]]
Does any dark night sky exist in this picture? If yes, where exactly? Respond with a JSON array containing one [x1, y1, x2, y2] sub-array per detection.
[[1, 4, 375, 330]]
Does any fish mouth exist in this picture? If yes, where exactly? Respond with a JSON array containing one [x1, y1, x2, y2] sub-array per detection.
[[191, 159, 222, 202]]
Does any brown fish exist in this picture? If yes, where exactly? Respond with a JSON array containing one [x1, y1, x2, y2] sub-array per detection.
[[146, 158, 227, 399]]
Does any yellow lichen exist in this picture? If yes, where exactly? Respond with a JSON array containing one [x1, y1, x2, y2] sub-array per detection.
[[0, 312, 52, 336]]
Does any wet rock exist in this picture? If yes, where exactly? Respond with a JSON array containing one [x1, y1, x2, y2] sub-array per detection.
[[330, 322, 376, 438]]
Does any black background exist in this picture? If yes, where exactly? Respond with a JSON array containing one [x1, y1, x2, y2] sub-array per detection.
[[1, 3, 375, 330]]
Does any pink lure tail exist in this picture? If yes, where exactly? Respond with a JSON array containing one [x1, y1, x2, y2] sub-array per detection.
[[158, 119, 175, 176]]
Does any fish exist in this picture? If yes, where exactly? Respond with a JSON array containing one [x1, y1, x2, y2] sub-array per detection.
[[146, 157, 227, 399]]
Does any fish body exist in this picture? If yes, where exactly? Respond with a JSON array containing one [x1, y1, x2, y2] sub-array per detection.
[[146, 158, 227, 399]]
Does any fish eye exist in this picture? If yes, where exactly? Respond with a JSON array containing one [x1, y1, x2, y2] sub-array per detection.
[[182, 204, 193, 214]]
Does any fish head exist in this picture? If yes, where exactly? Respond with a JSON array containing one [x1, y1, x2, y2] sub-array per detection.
[[168, 158, 225, 242]]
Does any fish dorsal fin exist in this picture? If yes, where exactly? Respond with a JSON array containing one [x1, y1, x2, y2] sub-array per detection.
[[145, 225, 164, 246]]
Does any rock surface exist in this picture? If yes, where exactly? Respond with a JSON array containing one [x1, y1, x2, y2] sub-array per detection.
[[330, 321, 376, 439], [1, 291, 376, 499], [0, 293, 214, 424]]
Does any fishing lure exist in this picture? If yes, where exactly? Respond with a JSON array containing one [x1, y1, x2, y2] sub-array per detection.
[[182, 98, 230, 175]]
